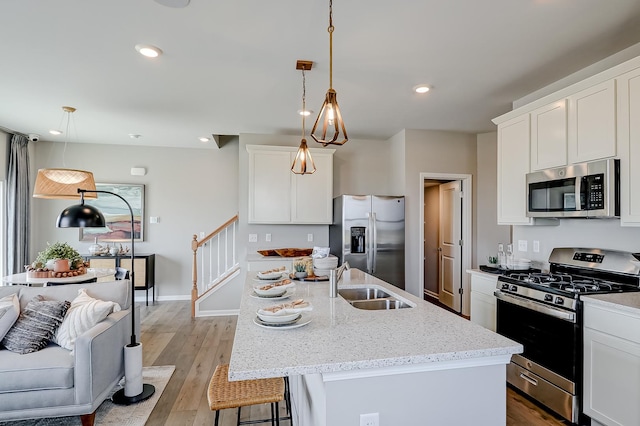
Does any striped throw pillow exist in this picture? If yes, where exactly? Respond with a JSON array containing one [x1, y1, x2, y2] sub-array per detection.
[[1, 295, 70, 354]]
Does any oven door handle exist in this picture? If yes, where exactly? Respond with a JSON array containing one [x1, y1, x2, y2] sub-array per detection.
[[494, 290, 576, 323]]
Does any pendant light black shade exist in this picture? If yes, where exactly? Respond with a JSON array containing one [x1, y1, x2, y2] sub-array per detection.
[[56, 203, 106, 228]]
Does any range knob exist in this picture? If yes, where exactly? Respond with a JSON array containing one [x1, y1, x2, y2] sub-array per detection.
[[501, 283, 510, 290], [544, 294, 553, 302], [554, 296, 564, 305], [510, 285, 518, 292]]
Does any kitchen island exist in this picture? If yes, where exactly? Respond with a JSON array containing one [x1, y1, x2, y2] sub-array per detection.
[[229, 268, 522, 425]]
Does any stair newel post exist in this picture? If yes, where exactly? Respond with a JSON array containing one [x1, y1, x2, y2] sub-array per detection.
[[191, 234, 199, 318]]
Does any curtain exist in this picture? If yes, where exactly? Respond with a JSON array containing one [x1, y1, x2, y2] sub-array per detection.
[[7, 134, 30, 275]]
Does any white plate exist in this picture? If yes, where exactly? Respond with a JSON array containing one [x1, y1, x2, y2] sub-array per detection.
[[253, 286, 288, 297], [256, 270, 289, 280], [252, 274, 288, 282], [256, 311, 301, 324], [249, 289, 295, 300], [253, 314, 311, 330]]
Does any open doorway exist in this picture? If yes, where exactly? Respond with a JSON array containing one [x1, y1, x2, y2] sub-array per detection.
[[419, 173, 472, 316]]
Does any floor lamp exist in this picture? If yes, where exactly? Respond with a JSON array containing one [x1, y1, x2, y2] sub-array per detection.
[[33, 169, 155, 404], [58, 189, 155, 404]]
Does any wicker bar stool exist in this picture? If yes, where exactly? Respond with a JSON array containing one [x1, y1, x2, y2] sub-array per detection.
[[208, 364, 286, 426]]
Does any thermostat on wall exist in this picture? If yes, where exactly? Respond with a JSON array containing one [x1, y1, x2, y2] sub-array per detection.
[[131, 167, 147, 176]]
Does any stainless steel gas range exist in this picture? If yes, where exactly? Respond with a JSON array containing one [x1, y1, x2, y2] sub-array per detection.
[[494, 248, 640, 425]]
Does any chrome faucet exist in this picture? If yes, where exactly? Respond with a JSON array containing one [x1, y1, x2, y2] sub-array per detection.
[[330, 262, 350, 298]]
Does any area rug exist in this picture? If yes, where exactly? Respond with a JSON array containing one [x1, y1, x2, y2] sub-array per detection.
[[0, 365, 175, 426]]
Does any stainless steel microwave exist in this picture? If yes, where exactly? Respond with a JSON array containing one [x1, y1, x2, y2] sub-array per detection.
[[526, 158, 619, 218]]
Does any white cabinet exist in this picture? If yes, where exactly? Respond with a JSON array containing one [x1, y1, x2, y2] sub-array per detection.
[[583, 299, 640, 426], [497, 114, 534, 225], [247, 145, 335, 224], [568, 80, 617, 163], [469, 271, 497, 332], [530, 99, 567, 170], [617, 66, 640, 226]]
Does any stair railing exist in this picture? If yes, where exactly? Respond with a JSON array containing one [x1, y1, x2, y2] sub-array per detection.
[[191, 214, 239, 317]]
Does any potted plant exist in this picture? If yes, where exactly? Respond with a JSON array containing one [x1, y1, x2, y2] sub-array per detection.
[[487, 255, 498, 267], [294, 263, 308, 279], [35, 242, 84, 271]]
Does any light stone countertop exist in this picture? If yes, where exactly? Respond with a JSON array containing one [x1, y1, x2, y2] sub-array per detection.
[[583, 292, 640, 315], [228, 268, 522, 381]]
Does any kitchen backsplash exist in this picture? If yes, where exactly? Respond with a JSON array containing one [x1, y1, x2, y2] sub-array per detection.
[[511, 219, 640, 270]]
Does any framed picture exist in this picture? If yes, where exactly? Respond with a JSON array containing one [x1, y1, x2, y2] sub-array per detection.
[[79, 183, 145, 242]]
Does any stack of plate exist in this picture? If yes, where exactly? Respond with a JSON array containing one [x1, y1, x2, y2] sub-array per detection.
[[511, 258, 532, 270], [313, 255, 338, 277]]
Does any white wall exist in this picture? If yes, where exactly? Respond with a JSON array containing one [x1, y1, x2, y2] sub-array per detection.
[[31, 139, 239, 299], [475, 132, 511, 266], [400, 129, 477, 297]]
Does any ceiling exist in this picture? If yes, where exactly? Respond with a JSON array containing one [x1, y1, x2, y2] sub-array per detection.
[[2, 0, 640, 150]]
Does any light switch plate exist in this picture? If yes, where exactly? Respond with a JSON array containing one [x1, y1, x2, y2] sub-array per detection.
[[248, 234, 258, 243], [533, 240, 540, 253], [307, 233, 313, 242], [518, 240, 528, 252], [266, 233, 272, 242]]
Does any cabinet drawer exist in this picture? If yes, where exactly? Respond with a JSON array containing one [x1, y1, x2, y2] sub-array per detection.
[[470, 274, 498, 296], [584, 302, 640, 344]]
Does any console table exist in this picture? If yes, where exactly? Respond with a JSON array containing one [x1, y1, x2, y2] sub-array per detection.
[[82, 253, 155, 305]]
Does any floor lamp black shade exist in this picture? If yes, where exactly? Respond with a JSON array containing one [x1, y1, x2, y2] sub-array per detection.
[[57, 190, 155, 405], [56, 203, 105, 228]]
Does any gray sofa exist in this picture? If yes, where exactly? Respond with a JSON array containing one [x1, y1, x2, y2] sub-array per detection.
[[0, 280, 134, 425]]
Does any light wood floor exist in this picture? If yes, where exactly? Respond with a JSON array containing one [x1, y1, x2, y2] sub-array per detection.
[[140, 301, 569, 426]]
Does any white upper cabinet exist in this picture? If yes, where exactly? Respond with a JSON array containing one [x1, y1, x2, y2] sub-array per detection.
[[497, 114, 533, 225], [530, 99, 567, 171], [247, 145, 335, 224], [567, 80, 617, 163], [617, 66, 640, 226]]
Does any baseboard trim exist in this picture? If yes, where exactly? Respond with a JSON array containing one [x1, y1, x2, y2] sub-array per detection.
[[196, 309, 240, 317]]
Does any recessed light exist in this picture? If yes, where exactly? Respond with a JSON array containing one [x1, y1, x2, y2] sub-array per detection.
[[298, 109, 313, 116], [135, 44, 163, 58], [49, 129, 62, 135], [199, 137, 210, 142], [414, 85, 430, 94]]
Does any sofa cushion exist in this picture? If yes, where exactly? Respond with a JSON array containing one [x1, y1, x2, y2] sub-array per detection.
[[16, 280, 130, 311], [0, 343, 74, 393], [1, 296, 70, 354], [54, 288, 121, 351], [0, 294, 20, 341]]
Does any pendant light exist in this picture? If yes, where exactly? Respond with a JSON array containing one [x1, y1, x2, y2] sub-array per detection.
[[292, 60, 316, 175], [311, 0, 348, 147], [33, 106, 98, 199]]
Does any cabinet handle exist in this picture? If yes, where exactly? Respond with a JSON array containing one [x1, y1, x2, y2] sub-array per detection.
[[519, 373, 538, 386]]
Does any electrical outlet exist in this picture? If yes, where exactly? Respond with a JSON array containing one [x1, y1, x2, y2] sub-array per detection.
[[360, 413, 379, 426], [307, 233, 313, 242], [265, 233, 271, 242], [518, 240, 528, 252], [149, 216, 159, 224], [533, 240, 540, 253], [248, 234, 258, 243]]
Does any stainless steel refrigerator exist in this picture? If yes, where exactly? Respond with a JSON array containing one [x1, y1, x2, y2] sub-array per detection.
[[329, 195, 405, 289]]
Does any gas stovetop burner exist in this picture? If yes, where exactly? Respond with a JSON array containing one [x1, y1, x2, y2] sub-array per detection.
[[505, 272, 619, 293]]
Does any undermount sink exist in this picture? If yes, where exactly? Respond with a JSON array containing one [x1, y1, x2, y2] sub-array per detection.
[[349, 299, 412, 310], [338, 287, 391, 301], [338, 286, 413, 310]]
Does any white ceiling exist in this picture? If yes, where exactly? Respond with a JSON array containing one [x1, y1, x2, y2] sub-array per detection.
[[2, 0, 640, 149]]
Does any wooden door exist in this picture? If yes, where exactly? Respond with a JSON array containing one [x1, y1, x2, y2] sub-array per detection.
[[438, 181, 462, 312]]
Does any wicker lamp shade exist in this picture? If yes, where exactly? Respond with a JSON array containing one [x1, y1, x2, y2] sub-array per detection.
[[33, 168, 98, 199]]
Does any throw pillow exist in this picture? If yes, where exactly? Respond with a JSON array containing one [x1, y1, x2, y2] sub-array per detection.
[[0, 294, 20, 341], [54, 288, 121, 352], [1, 295, 70, 354]]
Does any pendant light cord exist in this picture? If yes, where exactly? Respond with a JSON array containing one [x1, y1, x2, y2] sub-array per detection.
[[328, 0, 334, 90], [302, 69, 307, 138]]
